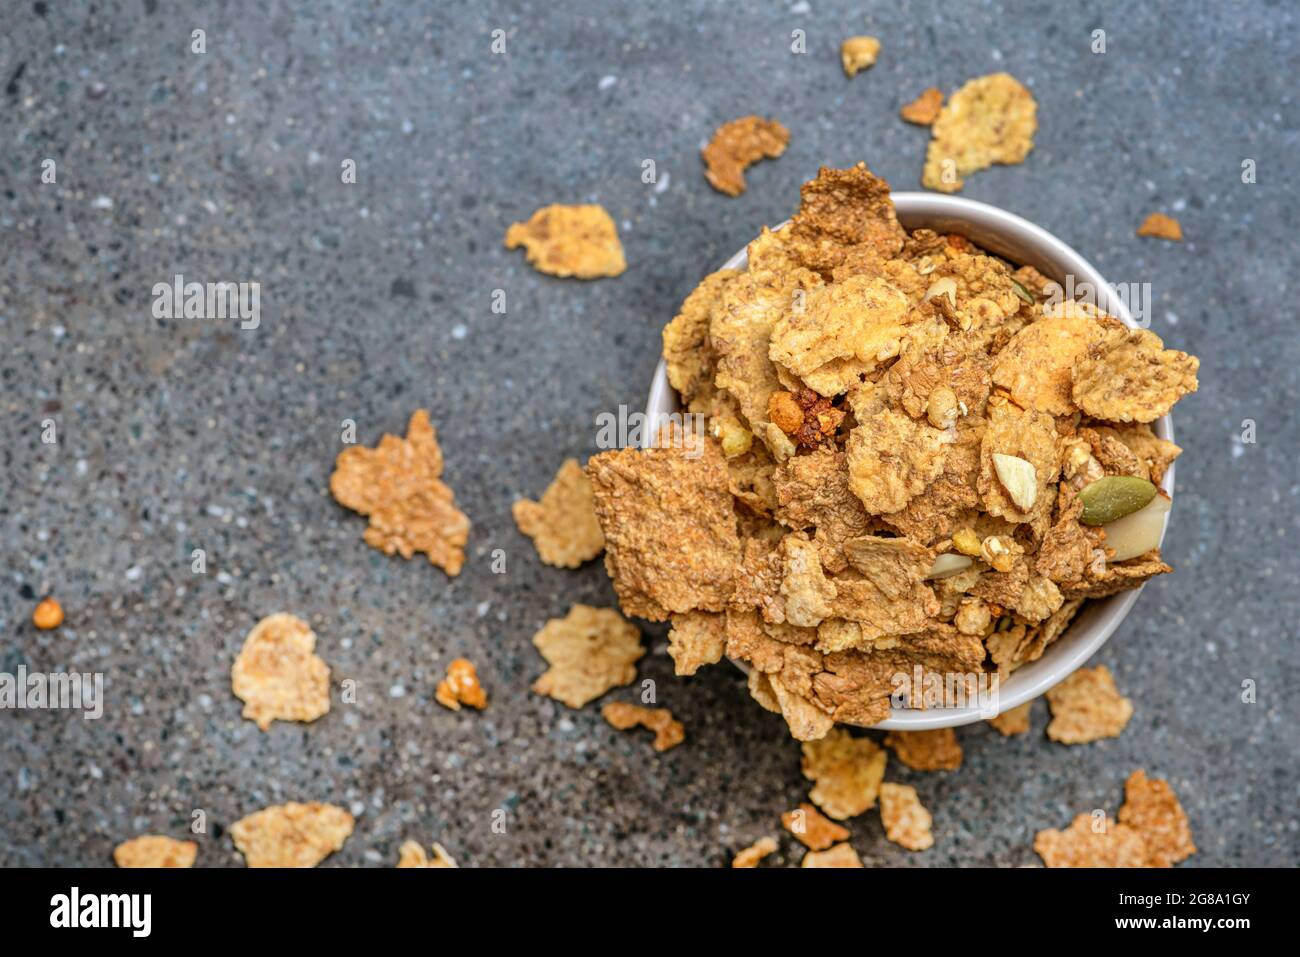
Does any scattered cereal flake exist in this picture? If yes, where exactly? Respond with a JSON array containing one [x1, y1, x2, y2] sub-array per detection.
[[702, 116, 790, 196], [1071, 327, 1199, 424], [900, 87, 944, 125], [435, 657, 487, 711], [667, 611, 726, 676], [586, 438, 740, 621], [230, 802, 354, 868], [530, 604, 644, 708], [846, 408, 946, 515], [987, 701, 1033, 736], [330, 410, 470, 576], [32, 596, 64, 630], [801, 727, 888, 819], [883, 728, 962, 771], [602, 701, 685, 751], [802, 842, 864, 868], [770, 275, 914, 396], [512, 458, 605, 568], [922, 73, 1037, 193], [840, 36, 881, 77], [503, 204, 626, 278], [978, 402, 1058, 523], [880, 783, 934, 851], [231, 613, 330, 731], [1034, 813, 1149, 868], [731, 836, 778, 868], [1118, 769, 1197, 867], [992, 315, 1109, 416], [396, 840, 458, 868], [782, 802, 850, 851], [1045, 664, 1133, 744], [113, 835, 198, 868], [1136, 212, 1183, 241]]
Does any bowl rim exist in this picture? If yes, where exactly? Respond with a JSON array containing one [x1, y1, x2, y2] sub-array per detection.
[[644, 190, 1175, 730]]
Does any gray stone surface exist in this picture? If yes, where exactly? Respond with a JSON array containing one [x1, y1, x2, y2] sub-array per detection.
[[1, 0, 1296, 867]]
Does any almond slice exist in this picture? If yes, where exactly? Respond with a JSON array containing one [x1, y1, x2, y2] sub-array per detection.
[[992, 452, 1038, 511]]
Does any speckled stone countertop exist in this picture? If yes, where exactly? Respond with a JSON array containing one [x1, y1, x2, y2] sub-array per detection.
[[1, 0, 1296, 867]]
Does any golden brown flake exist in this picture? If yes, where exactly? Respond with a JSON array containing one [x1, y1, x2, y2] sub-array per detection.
[[231, 613, 330, 731], [396, 840, 458, 868], [900, 87, 944, 125], [884, 728, 962, 771], [801, 842, 864, 868], [1072, 327, 1199, 424], [1091, 424, 1182, 485], [530, 605, 643, 709], [602, 700, 685, 752], [846, 408, 946, 515], [785, 164, 908, 278], [1118, 769, 1197, 867], [113, 835, 198, 868], [512, 458, 605, 568], [801, 727, 888, 819], [32, 596, 64, 630], [662, 269, 738, 407], [781, 802, 850, 851], [230, 802, 354, 868], [840, 36, 881, 77], [435, 657, 488, 711], [879, 782, 934, 851], [987, 700, 1033, 736], [504, 204, 626, 278], [773, 449, 877, 573], [330, 410, 470, 576], [1045, 664, 1133, 744], [922, 73, 1037, 193], [1034, 813, 1149, 868], [978, 403, 1059, 524], [667, 611, 726, 676], [992, 315, 1108, 416], [731, 836, 778, 868], [1136, 212, 1183, 241], [702, 116, 790, 197], [586, 438, 740, 621]]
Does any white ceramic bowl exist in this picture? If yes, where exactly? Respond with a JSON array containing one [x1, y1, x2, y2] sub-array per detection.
[[644, 192, 1175, 730]]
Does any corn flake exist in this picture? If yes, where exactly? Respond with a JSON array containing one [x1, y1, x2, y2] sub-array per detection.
[[1136, 212, 1183, 241], [900, 87, 944, 125], [987, 700, 1032, 736], [732, 836, 778, 868], [330, 410, 470, 576], [504, 204, 626, 278], [992, 315, 1108, 416], [840, 36, 881, 77], [513, 458, 605, 568], [667, 611, 726, 676], [702, 116, 790, 196], [1045, 664, 1133, 744], [801, 727, 887, 819], [1118, 769, 1197, 867], [231, 613, 330, 732], [1072, 327, 1199, 423], [781, 802, 850, 851], [884, 728, 962, 771], [1034, 813, 1149, 868], [802, 842, 864, 868], [113, 835, 197, 868], [531, 604, 644, 709], [435, 657, 487, 711], [602, 700, 685, 752], [847, 409, 946, 515], [397, 840, 458, 868], [880, 782, 934, 851], [922, 73, 1037, 193], [231, 802, 354, 868]]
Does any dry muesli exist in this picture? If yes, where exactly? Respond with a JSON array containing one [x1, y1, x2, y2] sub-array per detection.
[[513, 458, 605, 567], [1045, 664, 1133, 744], [781, 802, 850, 851], [922, 73, 1037, 192], [731, 836, 778, 868], [801, 842, 864, 868], [396, 841, 458, 868], [1136, 212, 1183, 241]]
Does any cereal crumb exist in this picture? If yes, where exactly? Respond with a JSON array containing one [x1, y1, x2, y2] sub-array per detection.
[[702, 116, 790, 196], [531, 604, 644, 708], [435, 657, 488, 711], [801, 842, 864, 868], [666, 612, 726, 676], [32, 596, 64, 630], [1045, 664, 1133, 744], [801, 728, 887, 819], [512, 458, 605, 568], [1136, 212, 1183, 241], [330, 410, 470, 576], [840, 36, 881, 77], [880, 783, 934, 851], [922, 73, 1037, 193], [396, 840, 458, 868], [504, 204, 626, 278], [731, 836, 778, 868], [601, 700, 685, 751], [884, 728, 962, 771], [782, 802, 850, 851], [231, 613, 330, 731], [113, 835, 197, 868], [1034, 812, 1148, 868], [1118, 769, 1197, 867], [987, 701, 1033, 736], [900, 87, 944, 125], [230, 802, 354, 868]]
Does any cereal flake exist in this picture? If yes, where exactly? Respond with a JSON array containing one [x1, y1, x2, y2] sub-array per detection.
[[884, 728, 962, 771], [230, 802, 354, 868], [801, 727, 888, 819], [231, 613, 330, 731], [435, 657, 488, 711], [900, 87, 944, 125], [1118, 769, 1197, 867], [880, 783, 934, 851], [702, 116, 790, 196], [113, 835, 197, 868], [504, 204, 626, 278], [512, 458, 605, 568], [781, 802, 850, 851], [1072, 327, 1199, 423], [802, 842, 864, 868], [1045, 664, 1133, 744], [397, 840, 458, 868], [1136, 213, 1183, 241], [602, 700, 685, 752], [531, 604, 644, 708], [1034, 813, 1149, 868], [732, 836, 778, 868], [922, 73, 1037, 193]]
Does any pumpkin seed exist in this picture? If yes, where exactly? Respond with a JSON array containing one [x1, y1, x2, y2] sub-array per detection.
[[1079, 475, 1157, 526]]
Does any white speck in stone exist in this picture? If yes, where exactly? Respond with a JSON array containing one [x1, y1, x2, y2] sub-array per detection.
[[790, 1, 810, 13], [198, 694, 213, 710], [341, 637, 352, 649], [363, 849, 382, 863], [17, 767, 31, 791], [1166, 311, 1179, 325], [308, 150, 322, 166], [991, 48, 1003, 61], [89, 764, 103, 780], [202, 199, 218, 215], [75, 459, 88, 476], [476, 600, 491, 618], [225, 113, 236, 125], [350, 801, 366, 817], [598, 74, 617, 90], [91, 195, 113, 210], [655, 171, 671, 194], [451, 323, 467, 339], [401, 119, 414, 134], [1205, 641, 1217, 654], [1231, 439, 1244, 459], [1173, 198, 1187, 212], [621, 219, 632, 232], [389, 684, 406, 698], [558, 718, 576, 733], [52, 325, 66, 339], [125, 565, 143, 581], [216, 571, 233, 585]]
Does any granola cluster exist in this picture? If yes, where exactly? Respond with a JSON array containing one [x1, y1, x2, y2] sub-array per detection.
[[586, 163, 1198, 740]]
